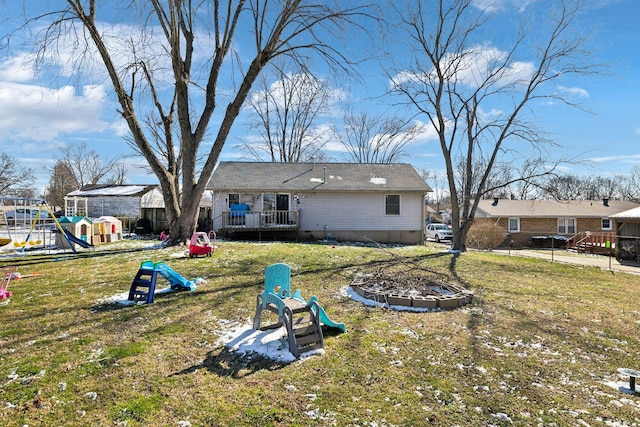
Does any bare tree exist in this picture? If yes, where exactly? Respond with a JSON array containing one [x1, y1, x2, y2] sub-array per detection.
[[391, 0, 601, 250], [105, 163, 128, 185], [478, 157, 556, 200], [338, 111, 422, 163], [0, 153, 35, 197], [53, 142, 121, 187], [541, 173, 625, 201], [421, 168, 449, 213], [620, 167, 640, 200], [242, 68, 335, 162], [45, 161, 79, 210], [6, 1, 371, 244]]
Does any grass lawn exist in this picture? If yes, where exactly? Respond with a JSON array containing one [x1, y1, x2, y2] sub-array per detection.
[[0, 239, 639, 426]]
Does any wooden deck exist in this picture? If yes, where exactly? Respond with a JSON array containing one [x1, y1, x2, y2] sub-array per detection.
[[566, 231, 615, 254], [219, 210, 299, 232]]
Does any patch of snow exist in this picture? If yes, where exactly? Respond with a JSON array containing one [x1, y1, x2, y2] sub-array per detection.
[[341, 286, 438, 312], [369, 177, 387, 185], [214, 321, 326, 363], [475, 366, 488, 374], [602, 379, 640, 397], [98, 287, 179, 306], [491, 412, 512, 423]]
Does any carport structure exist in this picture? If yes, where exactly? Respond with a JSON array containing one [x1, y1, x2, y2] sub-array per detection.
[[611, 206, 640, 261]]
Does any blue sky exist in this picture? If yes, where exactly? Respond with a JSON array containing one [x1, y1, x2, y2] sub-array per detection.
[[0, 0, 638, 194]]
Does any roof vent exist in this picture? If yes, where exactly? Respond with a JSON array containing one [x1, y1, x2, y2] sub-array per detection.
[[492, 197, 499, 206], [602, 198, 609, 207]]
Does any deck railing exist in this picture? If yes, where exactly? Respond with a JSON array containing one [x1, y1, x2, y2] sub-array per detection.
[[566, 231, 615, 254], [221, 210, 299, 230]]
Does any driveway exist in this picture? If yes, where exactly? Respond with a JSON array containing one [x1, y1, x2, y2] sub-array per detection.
[[491, 248, 640, 274]]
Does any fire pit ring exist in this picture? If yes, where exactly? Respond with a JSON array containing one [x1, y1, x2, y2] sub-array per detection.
[[349, 270, 473, 310]]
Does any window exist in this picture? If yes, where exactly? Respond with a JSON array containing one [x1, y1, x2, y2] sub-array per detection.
[[228, 193, 240, 208], [385, 195, 400, 215], [263, 193, 275, 211], [558, 218, 576, 234], [601, 218, 612, 230], [508, 217, 520, 232]]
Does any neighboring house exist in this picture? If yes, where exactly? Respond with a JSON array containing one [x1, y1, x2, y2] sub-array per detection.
[[65, 184, 212, 234], [207, 162, 432, 244], [425, 205, 438, 223], [474, 198, 639, 248]]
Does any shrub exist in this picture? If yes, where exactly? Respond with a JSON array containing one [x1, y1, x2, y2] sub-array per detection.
[[466, 221, 507, 250]]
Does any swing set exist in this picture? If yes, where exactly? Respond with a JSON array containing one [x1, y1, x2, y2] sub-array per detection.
[[0, 198, 75, 252]]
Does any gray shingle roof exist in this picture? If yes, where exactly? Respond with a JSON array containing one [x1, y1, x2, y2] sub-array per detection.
[[67, 184, 158, 197], [207, 162, 432, 192], [475, 199, 639, 218]]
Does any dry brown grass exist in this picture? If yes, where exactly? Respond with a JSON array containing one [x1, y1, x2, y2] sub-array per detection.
[[0, 240, 639, 426]]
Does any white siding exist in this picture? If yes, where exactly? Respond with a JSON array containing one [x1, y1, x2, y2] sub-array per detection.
[[140, 188, 165, 209], [86, 196, 142, 218], [297, 192, 423, 232], [212, 192, 228, 230]]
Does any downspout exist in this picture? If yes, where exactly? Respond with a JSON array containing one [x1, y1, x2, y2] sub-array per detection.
[[422, 192, 427, 244]]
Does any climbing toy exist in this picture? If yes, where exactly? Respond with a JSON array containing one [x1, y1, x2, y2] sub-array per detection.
[[128, 260, 200, 304], [253, 263, 345, 358]]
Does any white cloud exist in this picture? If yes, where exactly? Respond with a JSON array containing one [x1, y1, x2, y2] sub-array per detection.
[[471, 0, 537, 13], [0, 53, 36, 82], [0, 81, 109, 142], [587, 154, 640, 163], [558, 86, 589, 98], [412, 119, 440, 143], [391, 44, 536, 91]]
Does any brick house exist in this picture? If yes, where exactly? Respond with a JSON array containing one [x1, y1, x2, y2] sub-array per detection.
[[473, 198, 639, 248]]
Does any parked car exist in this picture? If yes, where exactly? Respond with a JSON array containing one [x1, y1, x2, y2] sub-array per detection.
[[4, 208, 50, 223], [425, 223, 453, 242]]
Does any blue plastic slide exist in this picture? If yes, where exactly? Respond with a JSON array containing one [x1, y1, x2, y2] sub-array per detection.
[[291, 289, 346, 332], [153, 262, 197, 291], [129, 261, 198, 304], [64, 229, 93, 248], [315, 302, 346, 332]]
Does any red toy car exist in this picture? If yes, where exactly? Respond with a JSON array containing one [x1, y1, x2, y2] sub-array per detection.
[[189, 231, 215, 258]]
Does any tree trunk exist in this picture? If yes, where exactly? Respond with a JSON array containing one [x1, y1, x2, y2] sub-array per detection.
[[451, 221, 470, 252]]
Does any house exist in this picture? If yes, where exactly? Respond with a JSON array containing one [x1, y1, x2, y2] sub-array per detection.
[[65, 184, 212, 234], [207, 162, 432, 244], [425, 205, 438, 223], [473, 198, 639, 248]]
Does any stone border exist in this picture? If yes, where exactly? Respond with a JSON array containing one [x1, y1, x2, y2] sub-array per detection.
[[351, 277, 473, 310]]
